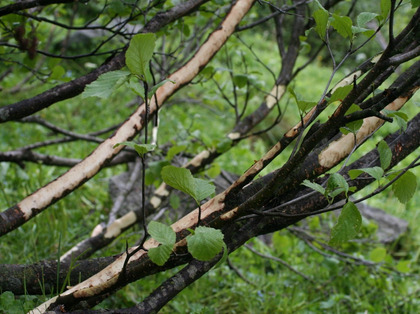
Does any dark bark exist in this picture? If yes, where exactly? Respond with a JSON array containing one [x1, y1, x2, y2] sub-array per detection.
[[0, 150, 137, 167]]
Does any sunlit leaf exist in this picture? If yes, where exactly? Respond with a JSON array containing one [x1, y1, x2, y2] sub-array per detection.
[[272, 232, 292, 255]]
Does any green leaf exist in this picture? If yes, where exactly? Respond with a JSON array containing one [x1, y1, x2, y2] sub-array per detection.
[[385, 110, 409, 131], [392, 170, 417, 203], [359, 166, 384, 181], [288, 87, 317, 113], [412, 0, 420, 8], [233, 74, 248, 88], [193, 178, 215, 202], [169, 193, 180, 210], [330, 14, 353, 38], [330, 85, 353, 103], [207, 163, 221, 178], [126, 33, 156, 82], [50, 65, 65, 80], [344, 104, 361, 115], [329, 202, 362, 246], [369, 247, 387, 262], [148, 244, 173, 266], [213, 242, 228, 268], [272, 232, 292, 255], [147, 79, 176, 98], [114, 141, 156, 157], [216, 138, 233, 153], [378, 140, 392, 170], [128, 77, 145, 98], [201, 66, 214, 79], [357, 12, 379, 27], [302, 179, 325, 195], [396, 260, 411, 273], [161, 166, 195, 199], [187, 226, 224, 261], [327, 173, 349, 195], [313, 8, 329, 40], [348, 169, 363, 180], [161, 166, 215, 202], [341, 119, 363, 134], [145, 160, 170, 186], [166, 145, 187, 161], [148, 221, 176, 245], [82, 70, 130, 99], [298, 100, 317, 113], [0, 291, 15, 308], [380, 0, 391, 20], [351, 26, 375, 37]]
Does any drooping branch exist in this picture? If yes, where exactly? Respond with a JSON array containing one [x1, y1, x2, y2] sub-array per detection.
[[0, 149, 137, 167]]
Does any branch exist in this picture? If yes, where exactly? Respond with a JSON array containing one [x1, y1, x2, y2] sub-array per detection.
[[0, 149, 137, 167]]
